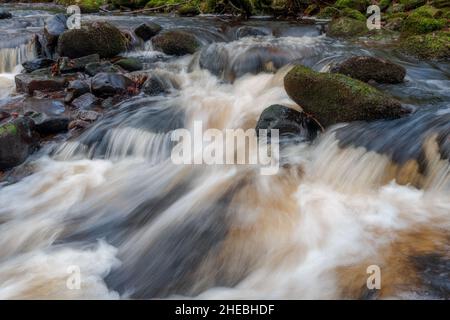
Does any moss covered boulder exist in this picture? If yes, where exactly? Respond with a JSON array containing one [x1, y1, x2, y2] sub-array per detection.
[[152, 30, 201, 56], [57, 21, 127, 59], [0, 117, 38, 170], [331, 56, 406, 83], [341, 8, 366, 21], [284, 65, 409, 127], [399, 31, 450, 60], [327, 17, 368, 38], [401, 5, 447, 35]]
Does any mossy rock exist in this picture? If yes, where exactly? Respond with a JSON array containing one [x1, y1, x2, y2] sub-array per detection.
[[152, 30, 201, 56], [401, 6, 447, 35], [335, 0, 370, 12], [317, 6, 341, 19], [178, 4, 200, 16], [398, 0, 427, 11], [284, 65, 409, 128], [327, 17, 368, 38], [341, 8, 366, 21], [57, 21, 126, 59], [399, 31, 450, 60]]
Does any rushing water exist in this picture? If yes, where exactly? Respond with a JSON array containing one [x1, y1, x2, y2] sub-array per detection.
[[0, 8, 449, 299]]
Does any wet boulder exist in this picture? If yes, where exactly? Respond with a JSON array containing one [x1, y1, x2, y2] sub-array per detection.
[[91, 72, 134, 97], [22, 58, 55, 73], [284, 65, 410, 128], [24, 98, 70, 135], [230, 46, 292, 81], [43, 13, 68, 55], [235, 26, 271, 39], [58, 54, 100, 73], [198, 43, 229, 78], [152, 30, 201, 56], [57, 21, 126, 59], [85, 61, 121, 77], [256, 105, 322, 143], [15, 74, 68, 95], [134, 22, 162, 41], [115, 58, 143, 72], [65, 79, 91, 103], [0, 117, 38, 170], [141, 73, 174, 96], [331, 56, 406, 84], [71, 93, 99, 110], [0, 9, 12, 19]]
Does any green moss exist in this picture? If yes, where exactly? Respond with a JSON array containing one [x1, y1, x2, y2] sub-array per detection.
[[0, 123, 17, 137], [341, 8, 366, 21], [335, 0, 369, 12], [317, 6, 341, 19], [399, 31, 450, 60], [401, 6, 447, 35], [327, 17, 368, 38]]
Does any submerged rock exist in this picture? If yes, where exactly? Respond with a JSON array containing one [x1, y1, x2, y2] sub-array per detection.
[[141, 73, 174, 96], [0, 117, 38, 170], [0, 9, 12, 19], [57, 21, 126, 59], [24, 98, 69, 135], [15, 74, 68, 95], [235, 26, 270, 39], [331, 56, 406, 84], [22, 58, 55, 73], [152, 30, 201, 56], [91, 72, 134, 97], [134, 22, 162, 41], [284, 65, 409, 128], [256, 105, 322, 143]]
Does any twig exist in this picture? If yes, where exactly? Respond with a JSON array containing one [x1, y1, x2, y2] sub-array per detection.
[[117, 2, 188, 15]]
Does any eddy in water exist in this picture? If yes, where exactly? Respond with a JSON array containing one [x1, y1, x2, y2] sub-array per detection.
[[0, 1, 449, 300]]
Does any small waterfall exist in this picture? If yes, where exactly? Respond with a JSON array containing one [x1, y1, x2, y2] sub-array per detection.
[[0, 36, 37, 73]]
